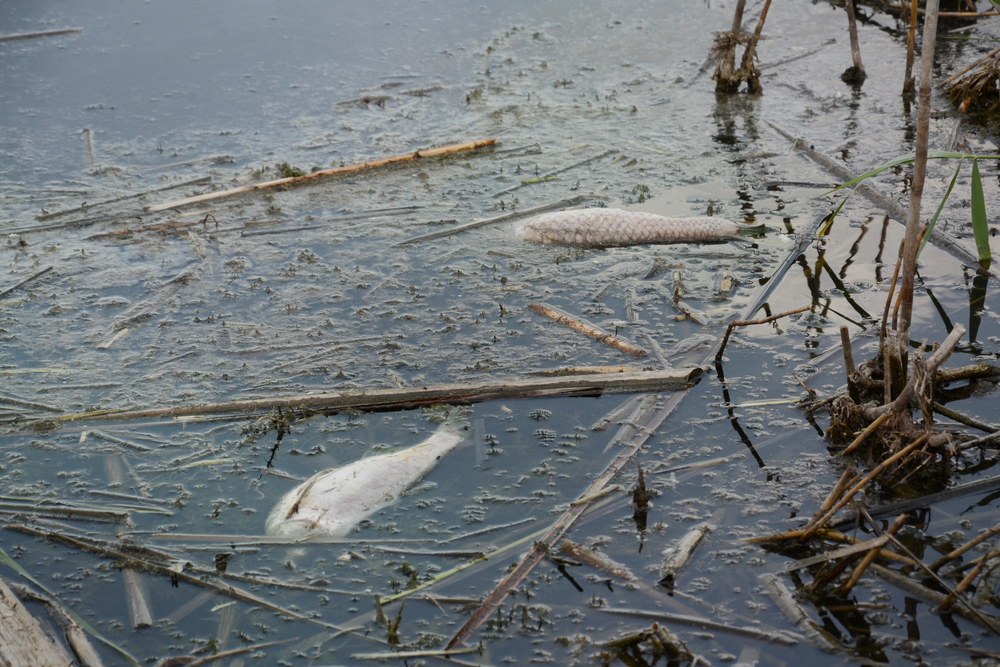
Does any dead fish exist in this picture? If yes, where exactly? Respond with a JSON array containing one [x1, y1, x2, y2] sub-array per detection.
[[265, 412, 468, 539], [516, 208, 762, 247]]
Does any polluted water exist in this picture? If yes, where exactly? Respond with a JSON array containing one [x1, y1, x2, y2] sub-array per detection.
[[0, 0, 999, 666]]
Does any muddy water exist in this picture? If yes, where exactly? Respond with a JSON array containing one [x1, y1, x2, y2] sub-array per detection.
[[1, 0, 1000, 665]]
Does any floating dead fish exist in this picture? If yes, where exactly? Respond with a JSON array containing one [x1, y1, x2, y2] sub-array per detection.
[[265, 412, 468, 539], [516, 208, 763, 247]]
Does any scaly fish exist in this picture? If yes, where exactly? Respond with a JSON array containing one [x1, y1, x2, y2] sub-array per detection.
[[516, 208, 762, 247], [265, 413, 468, 539]]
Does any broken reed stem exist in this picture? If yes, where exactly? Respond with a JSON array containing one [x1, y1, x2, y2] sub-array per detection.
[[748, 529, 916, 565], [805, 463, 859, 531], [0, 266, 54, 301], [801, 434, 928, 541], [838, 513, 908, 596], [903, 0, 918, 93], [0, 27, 81, 42], [840, 326, 860, 402], [715, 306, 810, 363], [528, 302, 647, 358], [739, 0, 772, 92], [393, 195, 586, 246], [145, 139, 496, 212], [842, 414, 889, 455], [878, 325, 965, 417], [930, 520, 1000, 572], [881, 239, 905, 345], [36, 368, 699, 428], [897, 0, 940, 338], [932, 401, 999, 434], [943, 45, 1000, 87], [845, 0, 866, 76]]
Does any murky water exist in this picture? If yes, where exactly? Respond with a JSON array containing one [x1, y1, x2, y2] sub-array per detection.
[[2, 0, 1000, 665]]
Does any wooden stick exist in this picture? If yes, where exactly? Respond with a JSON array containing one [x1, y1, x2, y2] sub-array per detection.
[[844, 0, 866, 78], [393, 195, 586, 246], [840, 326, 859, 401], [528, 302, 647, 358], [801, 435, 928, 541], [0, 266, 53, 300], [38, 368, 700, 428], [875, 325, 965, 417], [930, 520, 1000, 572], [715, 306, 810, 363], [943, 46, 1000, 87], [804, 463, 859, 530], [0, 28, 80, 42], [838, 513, 908, 596], [446, 390, 689, 650], [145, 139, 496, 212], [932, 401, 998, 434], [765, 120, 993, 278], [37, 176, 211, 221]]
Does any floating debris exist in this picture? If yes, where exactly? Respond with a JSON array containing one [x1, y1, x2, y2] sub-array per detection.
[[265, 411, 468, 538], [516, 208, 761, 247]]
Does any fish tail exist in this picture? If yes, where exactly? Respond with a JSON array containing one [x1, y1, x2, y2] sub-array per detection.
[[425, 404, 471, 435]]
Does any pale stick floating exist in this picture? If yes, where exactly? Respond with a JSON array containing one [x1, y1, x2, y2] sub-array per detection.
[[145, 139, 496, 212], [528, 302, 647, 358]]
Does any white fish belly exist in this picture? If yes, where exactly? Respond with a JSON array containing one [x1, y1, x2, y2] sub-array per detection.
[[515, 208, 743, 246], [265, 429, 464, 539]]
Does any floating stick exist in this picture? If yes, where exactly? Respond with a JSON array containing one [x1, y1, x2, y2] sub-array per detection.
[[393, 195, 586, 246], [0, 28, 81, 42], [145, 139, 496, 212], [38, 176, 212, 221], [36, 368, 700, 428], [0, 266, 53, 300], [491, 148, 616, 197], [528, 302, 647, 358]]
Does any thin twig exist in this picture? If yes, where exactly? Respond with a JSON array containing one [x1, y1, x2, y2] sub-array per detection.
[[715, 306, 810, 363], [393, 196, 586, 246], [0, 28, 81, 42]]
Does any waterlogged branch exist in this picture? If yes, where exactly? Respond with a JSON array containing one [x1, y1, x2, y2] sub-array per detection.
[[528, 302, 648, 358], [31, 368, 702, 429], [145, 139, 496, 212]]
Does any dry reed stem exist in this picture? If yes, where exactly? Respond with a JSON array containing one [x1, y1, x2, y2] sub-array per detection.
[[837, 513, 908, 596], [145, 139, 496, 212], [801, 434, 928, 541], [528, 302, 647, 358], [930, 521, 1000, 572], [842, 413, 890, 455]]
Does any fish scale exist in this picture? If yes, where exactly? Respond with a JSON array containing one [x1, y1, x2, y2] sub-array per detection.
[[515, 208, 756, 246]]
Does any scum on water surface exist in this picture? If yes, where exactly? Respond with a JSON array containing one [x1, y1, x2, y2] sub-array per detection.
[[1, 0, 1000, 665]]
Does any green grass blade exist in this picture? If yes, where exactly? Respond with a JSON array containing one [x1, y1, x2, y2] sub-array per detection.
[[919, 158, 964, 257], [971, 158, 993, 265], [820, 150, 983, 197]]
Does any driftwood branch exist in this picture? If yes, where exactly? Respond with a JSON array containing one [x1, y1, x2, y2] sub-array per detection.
[[145, 139, 496, 212], [528, 302, 647, 358], [36, 368, 701, 428]]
